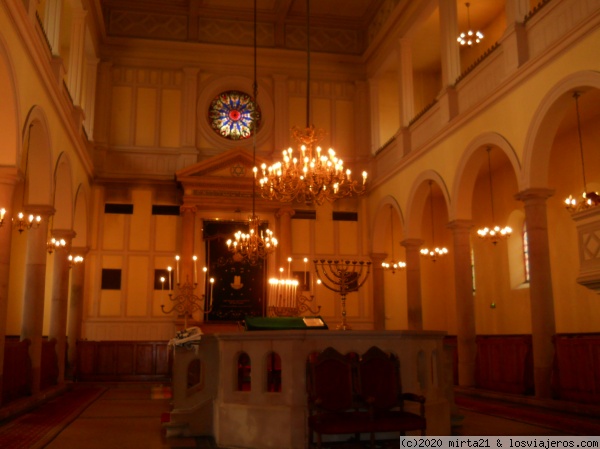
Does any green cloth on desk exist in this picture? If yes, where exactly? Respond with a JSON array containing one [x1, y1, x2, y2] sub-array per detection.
[[244, 316, 328, 331]]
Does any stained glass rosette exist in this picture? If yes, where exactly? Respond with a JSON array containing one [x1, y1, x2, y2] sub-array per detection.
[[208, 90, 261, 140]]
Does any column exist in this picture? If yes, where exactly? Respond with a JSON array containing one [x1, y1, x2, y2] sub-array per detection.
[[369, 253, 387, 330], [438, 0, 461, 88], [48, 229, 75, 385], [396, 38, 414, 128], [368, 78, 381, 152], [179, 204, 196, 286], [20, 205, 53, 395], [67, 247, 88, 379], [401, 238, 424, 330], [43, 0, 62, 56], [448, 220, 476, 387], [515, 188, 556, 399], [0, 169, 19, 403], [93, 61, 113, 144], [181, 68, 200, 149], [500, 0, 529, 72], [66, 8, 88, 105], [82, 57, 99, 139], [275, 206, 295, 269]]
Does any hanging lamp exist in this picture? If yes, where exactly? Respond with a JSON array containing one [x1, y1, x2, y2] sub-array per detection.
[[420, 181, 449, 261], [382, 205, 406, 273]]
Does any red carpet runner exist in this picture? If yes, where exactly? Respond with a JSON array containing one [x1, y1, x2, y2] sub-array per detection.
[[0, 386, 106, 449], [455, 394, 600, 436]]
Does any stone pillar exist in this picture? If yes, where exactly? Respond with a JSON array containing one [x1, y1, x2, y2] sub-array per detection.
[[20, 205, 53, 394], [48, 229, 75, 385], [43, 0, 62, 56], [275, 206, 295, 268], [438, 0, 461, 87], [93, 61, 113, 144], [67, 247, 88, 379], [179, 205, 197, 287], [401, 238, 424, 330], [0, 169, 19, 402], [448, 220, 476, 386], [66, 8, 88, 105], [82, 57, 99, 139], [368, 78, 381, 152], [397, 38, 414, 128], [181, 68, 200, 149], [515, 188, 556, 399], [369, 253, 387, 330], [500, 0, 529, 73]]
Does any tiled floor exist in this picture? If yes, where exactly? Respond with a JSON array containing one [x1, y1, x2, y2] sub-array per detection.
[[35, 383, 596, 449]]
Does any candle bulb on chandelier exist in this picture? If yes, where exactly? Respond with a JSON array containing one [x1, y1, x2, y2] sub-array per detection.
[[209, 277, 215, 308], [175, 255, 180, 284], [193, 255, 198, 284], [202, 266, 207, 293], [167, 266, 172, 292], [303, 257, 308, 288], [279, 267, 284, 280], [287, 257, 292, 277]]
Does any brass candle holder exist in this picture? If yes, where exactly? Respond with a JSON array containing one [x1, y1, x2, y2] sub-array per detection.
[[161, 275, 213, 329]]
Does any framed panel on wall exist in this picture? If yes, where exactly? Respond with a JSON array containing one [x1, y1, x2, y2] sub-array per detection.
[[203, 220, 267, 322]]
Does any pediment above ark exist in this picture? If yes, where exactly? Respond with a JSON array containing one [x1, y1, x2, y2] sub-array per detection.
[[176, 148, 267, 181]]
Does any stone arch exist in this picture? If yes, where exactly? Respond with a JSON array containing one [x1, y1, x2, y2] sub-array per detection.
[[452, 132, 521, 221], [20, 107, 53, 208], [0, 33, 21, 167], [523, 70, 600, 190], [52, 152, 74, 231], [371, 195, 404, 254], [72, 184, 89, 248], [404, 170, 451, 240]]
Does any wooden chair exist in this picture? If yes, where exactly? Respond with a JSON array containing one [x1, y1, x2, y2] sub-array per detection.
[[358, 346, 426, 440], [306, 347, 372, 448]]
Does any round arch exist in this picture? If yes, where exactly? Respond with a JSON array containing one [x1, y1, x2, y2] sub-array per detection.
[[404, 170, 451, 239], [21, 106, 53, 208], [452, 132, 521, 220], [523, 70, 600, 190], [53, 152, 74, 231], [371, 195, 404, 254], [72, 184, 89, 248]]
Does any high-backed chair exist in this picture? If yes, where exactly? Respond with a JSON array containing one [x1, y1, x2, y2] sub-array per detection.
[[358, 346, 427, 437], [306, 347, 371, 448]]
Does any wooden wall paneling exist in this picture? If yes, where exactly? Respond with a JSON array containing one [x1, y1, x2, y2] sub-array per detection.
[[2, 339, 32, 404], [553, 334, 600, 404]]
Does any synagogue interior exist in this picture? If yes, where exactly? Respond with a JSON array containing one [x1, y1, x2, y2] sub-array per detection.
[[0, 0, 599, 447]]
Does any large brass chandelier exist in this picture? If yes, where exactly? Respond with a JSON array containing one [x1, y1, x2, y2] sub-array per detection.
[[226, 0, 278, 265], [256, 0, 367, 206]]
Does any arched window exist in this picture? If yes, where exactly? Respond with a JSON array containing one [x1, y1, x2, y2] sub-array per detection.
[[266, 352, 281, 392], [522, 224, 530, 283], [237, 352, 251, 391]]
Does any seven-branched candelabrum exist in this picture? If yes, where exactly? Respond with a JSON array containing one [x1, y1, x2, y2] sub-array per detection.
[[161, 276, 213, 329], [257, 126, 367, 205], [313, 259, 371, 330]]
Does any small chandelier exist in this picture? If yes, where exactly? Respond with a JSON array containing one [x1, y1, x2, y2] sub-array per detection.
[[68, 254, 84, 268], [457, 2, 484, 46], [382, 205, 406, 274], [226, 0, 278, 265], [420, 181, 449, 261], [47, 237, 66, 254], [14, 212, 41, 233], [256, 0, 367, 206], [477, 147, 512, 243], [565, 91, 600, 212]]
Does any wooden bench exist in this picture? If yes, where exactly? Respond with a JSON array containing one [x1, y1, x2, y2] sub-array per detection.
[[306, 346, 426, 449]]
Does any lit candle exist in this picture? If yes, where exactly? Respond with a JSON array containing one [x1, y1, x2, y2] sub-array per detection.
[[287, 257, 292, 277], [175, 255, 180, 284], [279, 267, 284, 280], [202, 266, 207, 293], [193, 255, 198, 284], [167, 266, 172, 291], [0, 208, 5, 220], [303, 257, 308, 288], [160, 276, 165, 290], [209, 277, 215, 307]]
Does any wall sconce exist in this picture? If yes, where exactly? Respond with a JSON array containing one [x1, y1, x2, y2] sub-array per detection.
[[420, 181, 449, 262], [68, 254, 84, 268], [382, 205, 406, 274]]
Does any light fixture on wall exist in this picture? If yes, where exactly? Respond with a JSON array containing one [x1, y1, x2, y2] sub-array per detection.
[[256, 0, 367, 206], [226, 0, 278, 265], [68, 254, 84, 268], [476, 147, 512, 244], [382, 205, 406, 274], [0, 208, 6, 227], [565, 91, 600, 212], [457, 2, 484, 46], [420, 181, 449, 261]]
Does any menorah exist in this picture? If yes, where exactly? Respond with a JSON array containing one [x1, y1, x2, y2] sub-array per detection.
[[268, 292, 321, 317], [161, 275, 213, 329], [313, 259, 371, 330]]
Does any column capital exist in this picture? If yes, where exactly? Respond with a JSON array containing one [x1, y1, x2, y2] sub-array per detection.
[[447, 219, 473, 232], [369, 252, 387, 265], [180, 204, 197, 215], [401, 238, 424, 249], [71, 246, 90, 256], [51, 228, 76, 241], [25, 204, 55, 217], [275, 206, 295, 219], [515, 188, 555, 203], [0, 167, 20, 186]]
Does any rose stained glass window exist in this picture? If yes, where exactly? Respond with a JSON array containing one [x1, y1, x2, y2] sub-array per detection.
[[208, 91, 261, 140]]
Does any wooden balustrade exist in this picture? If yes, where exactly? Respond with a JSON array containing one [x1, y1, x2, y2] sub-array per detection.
[[2, 339, 32, 405], [76, 340, 172, 382], [552, 333, 600, 403], [475, 335, 534, 395]]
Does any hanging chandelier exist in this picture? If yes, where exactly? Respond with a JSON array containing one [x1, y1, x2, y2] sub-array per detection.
[[382, 205, 405, 274], [457, 2, 484, 46], [420, 181, 449, 261], [226, 0, 278, 265], [15, 125, 43, 233], [256, 0, 367, 206], [565, 91, 600, 212], [476, 147, 512, 243]]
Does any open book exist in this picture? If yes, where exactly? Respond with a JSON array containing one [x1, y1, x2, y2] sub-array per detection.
[[303, 317, 325, 327]]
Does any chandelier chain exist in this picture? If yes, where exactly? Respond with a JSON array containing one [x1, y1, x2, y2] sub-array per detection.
[[486, 147, 496, 223], [574, 91, 588, 194]]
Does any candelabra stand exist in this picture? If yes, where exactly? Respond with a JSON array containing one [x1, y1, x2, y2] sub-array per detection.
[[268, 292, 321, 317], [161, 276, 213, 329], [313, 259, 371, 330]]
